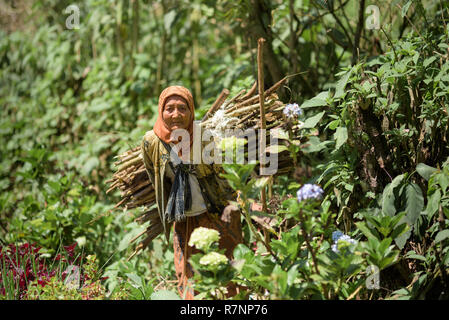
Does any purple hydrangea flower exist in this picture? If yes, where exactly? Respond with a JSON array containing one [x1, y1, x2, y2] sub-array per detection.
[[283, 103, 303, 119], [296, 184, 324, 203]]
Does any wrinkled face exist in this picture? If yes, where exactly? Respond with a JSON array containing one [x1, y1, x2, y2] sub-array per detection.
[[162, 95, 192, 131]]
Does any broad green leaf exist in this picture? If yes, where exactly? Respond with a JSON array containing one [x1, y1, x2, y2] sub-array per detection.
[[381, 175, 404, 216], [334, 127, 348, 150], [334, 68, 352, 99], [437, 172, 449, 194], [328, 119, 340, 130], [355, 221, 379, 239], [405, 183, 424, 224], [395, 228, 411, 250], [391, 223, 409, 240], [405, 252, 427, 262], [303, 111, 325, 129], [301, 136, 329, 153], [150, 290, 181, 300], [300, 91, 329, 108], [425, 190, 441, 217], [126, 273, 143, 288], [416, 163, 437, 181], [435, 230, 449, 243], [230, 259, 245, 272], [379, 237, 392, 254], [423, 56, 437, 68]]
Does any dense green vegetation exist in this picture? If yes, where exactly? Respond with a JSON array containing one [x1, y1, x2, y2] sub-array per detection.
[[1, 0, 448, 299]]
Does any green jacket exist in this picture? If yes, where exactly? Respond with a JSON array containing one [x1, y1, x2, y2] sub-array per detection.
[[141, 130, 236, 240]]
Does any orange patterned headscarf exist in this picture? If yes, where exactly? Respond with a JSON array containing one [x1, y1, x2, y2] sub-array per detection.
[[153, 86, 195, 145]]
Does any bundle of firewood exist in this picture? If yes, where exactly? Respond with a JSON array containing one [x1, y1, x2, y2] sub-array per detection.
[[106, 76, 300, 259]]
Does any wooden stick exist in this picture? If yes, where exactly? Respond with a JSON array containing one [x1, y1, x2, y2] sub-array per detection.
[[257, 37, 267, 214], [117, 156, 142, 172], [201, 88, 230, 121], [226, 102, 262, 118], [114, 195, 130, 208], [114, 148, 140, 164], [106, 180, 121, 194], [222, 89, 246, 110], [134, 209, 159, 224], [239, 80, 258, 101], [230, 76, 288, 110]]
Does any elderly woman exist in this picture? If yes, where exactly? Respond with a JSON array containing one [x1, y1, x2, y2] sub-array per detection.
[[141, 86, 243, 299]]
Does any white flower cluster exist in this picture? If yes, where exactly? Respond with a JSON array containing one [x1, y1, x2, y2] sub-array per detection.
[[331, 231, 357, 253], [297, 184, 324, 203], [188, 227, 220, 251], [199, 252, 228, 267], [283, 103, 303, 119]]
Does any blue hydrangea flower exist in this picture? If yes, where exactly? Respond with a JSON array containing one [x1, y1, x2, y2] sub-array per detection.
[[283, 103, 303, 119], [296, 184, 324, 203], [331, 232, 357, 253], [332, 230, 344, 242]]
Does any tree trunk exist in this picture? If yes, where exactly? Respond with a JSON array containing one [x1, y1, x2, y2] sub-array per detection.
[[248, 0, 286, 100], [131, 0, 139, 71], [191, 6, 202, 106], [154, 2, 167, 96]]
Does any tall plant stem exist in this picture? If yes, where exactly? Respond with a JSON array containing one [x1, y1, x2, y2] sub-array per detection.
[[240, 200, 280, 265], [298, 208, 319, 275]]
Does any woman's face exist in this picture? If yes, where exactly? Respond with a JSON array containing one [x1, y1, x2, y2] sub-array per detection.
[[162, 95, 192, 131]]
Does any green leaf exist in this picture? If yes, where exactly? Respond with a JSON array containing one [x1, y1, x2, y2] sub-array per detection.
[[355, 221, 379, 239], [381, 175, 404, 216], [126, 273, 143, 288], [423, 56, 437, 68], [391, 222, 409, 240], [265, 144, 288, 154], [379, 237, 392, 254], [425, 190, 441, 217], [334, 127, 348, 150], [435, 230, 449, 243], [334, 68, 352, 99], [300, 91, 329, 109], [301, 136, 329, 153], [150, 290, 181, 300], [405, 252, 427, 262], [405, 183, 424, 224], [328, 119, 340, 130], [230, 259, 245, 272], [395, 229, 411, 250], [437, 172, 449, 194], [416, 163, 437, 181], [303, 111, 325, 129]]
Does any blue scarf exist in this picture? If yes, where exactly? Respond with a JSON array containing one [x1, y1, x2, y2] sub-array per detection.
[[160, 140, 193, 223]]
